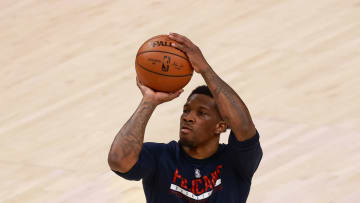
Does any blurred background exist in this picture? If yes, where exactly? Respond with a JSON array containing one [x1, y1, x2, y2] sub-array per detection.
[[1, 0, 359, 202]]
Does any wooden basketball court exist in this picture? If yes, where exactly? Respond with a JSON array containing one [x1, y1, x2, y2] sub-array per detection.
[[1, 0, 359, 202]]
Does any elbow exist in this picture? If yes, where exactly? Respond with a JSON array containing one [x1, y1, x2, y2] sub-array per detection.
[[241, 123, 257, 138], [244, 123, 256, 136], [231, 123, 257, 141], [107, 151, 120, 170], [108, 152, 131, 173]]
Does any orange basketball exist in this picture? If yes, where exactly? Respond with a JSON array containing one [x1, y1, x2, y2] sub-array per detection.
[[135, 35, 193, 92]]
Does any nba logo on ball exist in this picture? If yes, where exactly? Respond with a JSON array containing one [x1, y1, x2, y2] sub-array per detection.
[[135, 35, 194, 93], [161, 56, 170, 72]]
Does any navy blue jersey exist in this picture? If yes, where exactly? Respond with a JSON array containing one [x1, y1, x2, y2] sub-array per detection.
[[113, 131, 262, 203]]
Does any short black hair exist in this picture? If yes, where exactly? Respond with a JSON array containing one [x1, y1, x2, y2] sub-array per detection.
[[188, 85, 213, 99]]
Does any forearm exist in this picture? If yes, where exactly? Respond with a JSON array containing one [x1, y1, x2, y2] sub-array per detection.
[[201, 67, 256, 140], [108, 99, 156, 172]]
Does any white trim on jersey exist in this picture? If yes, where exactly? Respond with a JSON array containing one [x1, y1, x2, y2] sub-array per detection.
[[169, 179, 222, 200]]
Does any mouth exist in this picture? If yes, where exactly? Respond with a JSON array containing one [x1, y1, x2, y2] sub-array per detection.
[[180, 125, 193, 134]]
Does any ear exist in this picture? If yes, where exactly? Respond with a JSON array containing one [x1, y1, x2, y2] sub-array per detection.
[[215, 121, 228, 134]]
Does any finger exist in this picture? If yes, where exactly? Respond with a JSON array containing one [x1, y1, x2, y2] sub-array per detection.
[[136, 76, 142, 83], [170, 89, 184, 99], [168, 32, 186, 44], [136, 76, 146, 90], [171, 42, 187, 53], [169, 32, 193, 47], [167, 93, 180, 101], [136, 76, 141, 87], [168, 88, 183, 95], [176, 89, 184, 96], [136, 77, 151, 93]]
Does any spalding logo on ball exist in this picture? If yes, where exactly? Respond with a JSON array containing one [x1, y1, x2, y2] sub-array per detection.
[[135, 35, 194, 92]]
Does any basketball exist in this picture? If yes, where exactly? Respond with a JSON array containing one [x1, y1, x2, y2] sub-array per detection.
[[135, 35, 193, 92]]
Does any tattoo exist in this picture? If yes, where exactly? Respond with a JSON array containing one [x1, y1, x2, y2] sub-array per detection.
[[110, 101, 156, 166], [202, 68, 253, 130]]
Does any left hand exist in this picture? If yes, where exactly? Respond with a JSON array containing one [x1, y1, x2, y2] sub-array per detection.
[[168, 32, 210, 74], [136, 77, 183, 106]]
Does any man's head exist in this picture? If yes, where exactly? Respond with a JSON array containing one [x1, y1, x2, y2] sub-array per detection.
[[187, 85, 214, 100], [179, 85, 227, 148]]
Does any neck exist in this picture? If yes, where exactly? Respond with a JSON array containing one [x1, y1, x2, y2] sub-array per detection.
[[181, 138, 220, 159]]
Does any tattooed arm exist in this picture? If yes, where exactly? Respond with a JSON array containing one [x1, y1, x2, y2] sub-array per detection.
[[108, 78, 183, 173], [200, 68, 256, 140], [169, 33, 256, 141], [108, 99, 156, 173]]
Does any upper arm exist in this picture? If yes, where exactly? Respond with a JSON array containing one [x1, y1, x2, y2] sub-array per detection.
[[231, 124, 257, 142], [220, 98, 256, 142], [108, 152, 137, 173], [111, 142, 161, 181], [228, 130, 263, 178]]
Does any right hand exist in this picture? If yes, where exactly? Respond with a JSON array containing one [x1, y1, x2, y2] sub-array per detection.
[[136, 77, 184, 106]]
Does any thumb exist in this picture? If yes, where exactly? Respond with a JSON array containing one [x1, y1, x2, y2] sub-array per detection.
[[169, 89, 184, 99], [136, 77, 154, 94]]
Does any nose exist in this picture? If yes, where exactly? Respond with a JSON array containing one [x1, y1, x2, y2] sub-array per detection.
[[182, 111, 195, 123]]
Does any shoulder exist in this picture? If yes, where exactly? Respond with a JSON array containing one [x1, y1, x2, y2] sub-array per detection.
[[227, 130, 261, 151], [224, 131, 263, 178]]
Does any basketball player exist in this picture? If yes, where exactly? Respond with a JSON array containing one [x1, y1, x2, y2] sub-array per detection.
[[108, 33, 263, 203]]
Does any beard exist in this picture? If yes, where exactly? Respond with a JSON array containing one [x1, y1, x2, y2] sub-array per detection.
[[179, 137, 196, 148]]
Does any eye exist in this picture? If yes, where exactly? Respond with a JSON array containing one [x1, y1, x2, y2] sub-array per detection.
[[199, 111, 207, 116], [183, 108, 190, 113]]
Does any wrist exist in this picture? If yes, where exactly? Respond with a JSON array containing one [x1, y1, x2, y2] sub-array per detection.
[[199, 65, 213, 75], [141, 97, 159, 108]]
